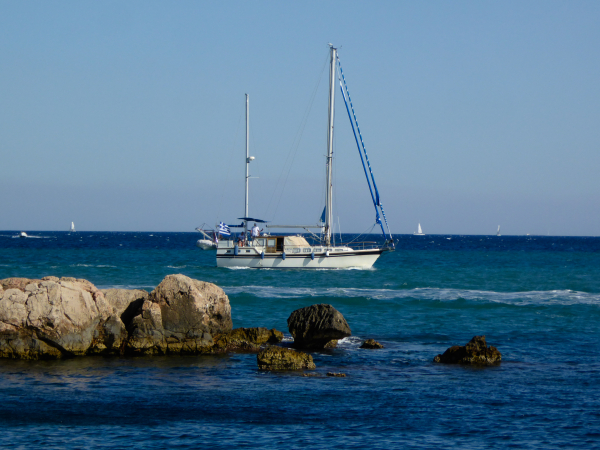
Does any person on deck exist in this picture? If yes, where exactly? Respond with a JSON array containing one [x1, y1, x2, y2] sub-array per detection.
[[238, 232, 245, 247], [251, 223, 262, 241]]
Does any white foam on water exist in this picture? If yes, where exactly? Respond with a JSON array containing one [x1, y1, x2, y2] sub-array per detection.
[[70, 264, 117, 268], [222, 285, 600, 306], [337, 336, 363, 348]]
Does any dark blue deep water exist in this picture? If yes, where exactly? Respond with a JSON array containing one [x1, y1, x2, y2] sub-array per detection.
[[1, 232, 600, 449]]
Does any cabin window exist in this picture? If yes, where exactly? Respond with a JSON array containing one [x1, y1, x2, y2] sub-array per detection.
[[303, 248, 312, 253], [246, 250, 251, 253], [315, 248, 322, 252], [257, 239, 265, 246], [293, 248, 300, 253], [267, 239, 276, 247]]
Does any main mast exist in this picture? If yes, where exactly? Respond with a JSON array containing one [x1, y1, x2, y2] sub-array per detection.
[[324, 45, 336, 246], [245, 93, 249, 236]]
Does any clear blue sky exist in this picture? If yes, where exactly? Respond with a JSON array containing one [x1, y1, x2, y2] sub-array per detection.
[[1, 1, 599, 235]]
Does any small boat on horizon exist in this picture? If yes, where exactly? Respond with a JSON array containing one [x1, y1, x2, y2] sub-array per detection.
[[19, 231, 28, 238], [414, 223, 425, 236], [497, 225, 501, 236], [70, 222, 75, 233]]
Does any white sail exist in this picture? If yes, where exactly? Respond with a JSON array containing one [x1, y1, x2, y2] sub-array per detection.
[[70, 222, 75, 232], [414, 223, 425, 235], [497, 225, 501, 236]]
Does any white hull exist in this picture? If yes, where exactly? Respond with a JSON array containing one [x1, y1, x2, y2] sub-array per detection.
[[217, 248, 382, 269], [197, 239, 217, 250]]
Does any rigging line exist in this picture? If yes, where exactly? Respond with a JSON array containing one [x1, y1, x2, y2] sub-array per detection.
[[346, 223, 377, 244], [216, 109, 244, 221], [337, 67, 384, 237], [264, 52, 329, 221], [337, 57, 380, 206], [337, 56, 393, 240]]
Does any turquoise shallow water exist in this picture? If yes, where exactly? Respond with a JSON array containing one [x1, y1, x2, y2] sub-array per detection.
[[1, 232, 600, 449]]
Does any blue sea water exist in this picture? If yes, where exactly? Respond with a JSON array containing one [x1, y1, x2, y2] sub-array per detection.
[[1, 231, 600, 449]]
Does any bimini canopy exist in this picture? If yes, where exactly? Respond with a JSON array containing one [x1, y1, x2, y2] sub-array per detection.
[[284, 236, 310, 247], [238, 217, 269, 223]]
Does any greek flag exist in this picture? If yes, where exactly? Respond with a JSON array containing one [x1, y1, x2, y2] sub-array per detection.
[[218, 222, 230, 236]]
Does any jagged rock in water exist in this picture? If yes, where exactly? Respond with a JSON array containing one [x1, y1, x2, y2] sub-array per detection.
[[212, 327, 283, 352], [257, 346, 316, 370], [434, 335, 502, 365], [126, 274, 232, 355], [360, 339, 384, 349], [287, 304, 351, 349], [326, 372, 346, 377], [323, 340, 338, 349], [0, 277, 124, 359]]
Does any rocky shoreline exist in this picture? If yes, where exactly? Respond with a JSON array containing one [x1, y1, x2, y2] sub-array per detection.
[[0, 274, 501, 369]]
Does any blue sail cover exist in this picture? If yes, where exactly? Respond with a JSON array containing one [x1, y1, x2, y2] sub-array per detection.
[[336, 55, 393, 243]]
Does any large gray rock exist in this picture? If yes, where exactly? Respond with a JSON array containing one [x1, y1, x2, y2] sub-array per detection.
[[126, 274, 232, 355], [0, 277, 125, 359], [287, 304, 351, 349]]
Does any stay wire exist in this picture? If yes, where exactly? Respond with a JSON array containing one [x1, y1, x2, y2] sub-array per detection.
[[264, 52, 330, 221], [216, 110, 244, 222]]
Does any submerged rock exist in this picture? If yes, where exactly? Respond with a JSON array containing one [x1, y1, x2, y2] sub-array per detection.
[[126, 274, 232, 355], [326, 372, 346, 377], [257, 346, 316, 370], [0, 277, 121, 359], [287, 304, 351, 349], [360, 339, 384, 349], [434, 335, 501, 365]]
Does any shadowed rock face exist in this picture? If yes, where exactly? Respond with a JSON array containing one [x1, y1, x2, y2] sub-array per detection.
[[0, 277, 122, 359], [126, 274, 232, 355], [287, 304, 351, 349], [101, 288, 148, 331], [434, 335, 502, 365], [257, 346, 316, 370]]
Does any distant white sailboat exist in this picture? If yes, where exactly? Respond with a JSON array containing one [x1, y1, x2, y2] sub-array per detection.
[[70, 222, 75, 233], [19, 231, 28, 238], [496, 225, 501, 236], [414, 223, 425, 236]]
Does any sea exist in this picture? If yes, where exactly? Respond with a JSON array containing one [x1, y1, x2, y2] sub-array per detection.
[[1, 231, 599, 449]]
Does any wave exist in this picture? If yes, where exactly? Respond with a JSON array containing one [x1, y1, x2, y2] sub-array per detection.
[[70, 264, 117, 268], [5, 235, 55, 239], [222, 285, 600, 306]]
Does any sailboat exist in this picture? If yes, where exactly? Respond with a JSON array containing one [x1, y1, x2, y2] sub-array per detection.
[[496, 225, 501, 236], [215, 45, 394, 268], [414, 223, 425, 236], [70, 222, 75, 233]]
